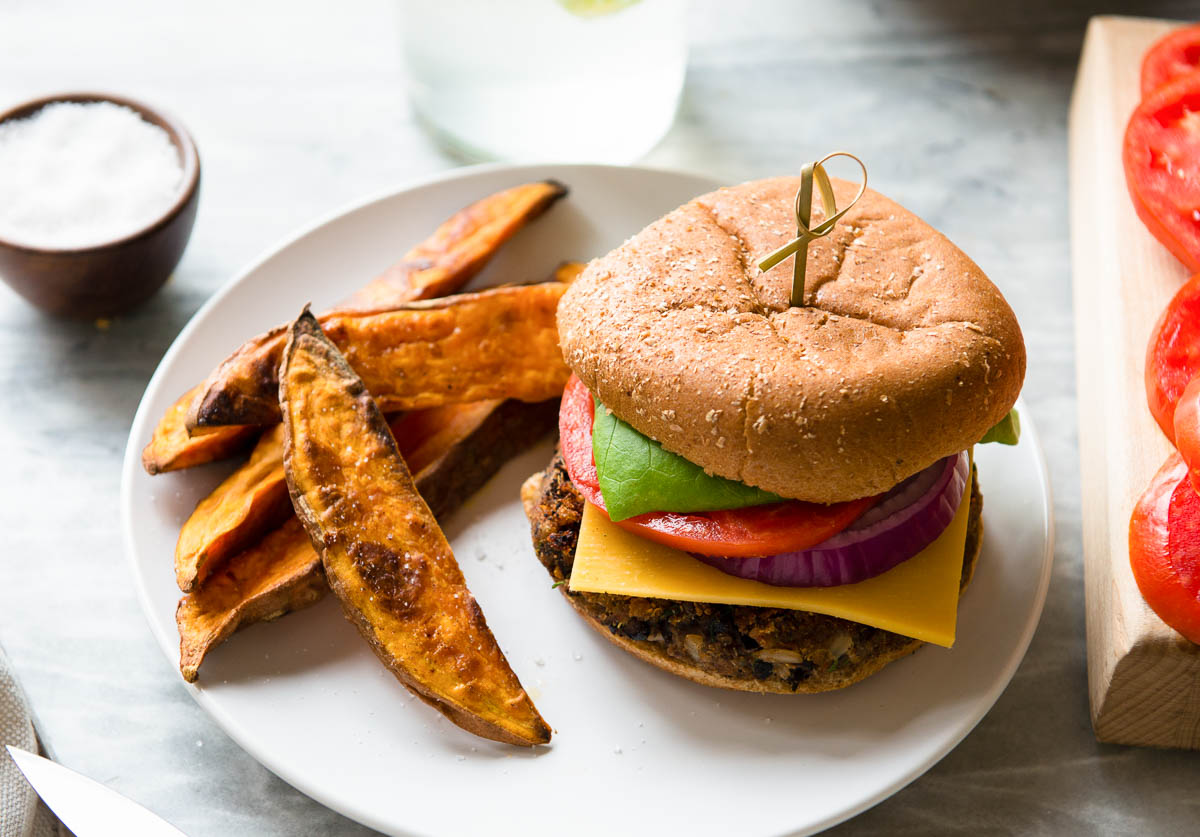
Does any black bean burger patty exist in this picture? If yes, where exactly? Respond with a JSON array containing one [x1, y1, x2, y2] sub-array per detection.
[[521, 453, 983, 694]]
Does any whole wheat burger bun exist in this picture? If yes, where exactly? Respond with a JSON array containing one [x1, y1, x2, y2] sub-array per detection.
[[557, 176, 1026, 503]]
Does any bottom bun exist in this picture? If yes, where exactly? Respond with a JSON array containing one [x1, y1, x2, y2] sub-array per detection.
[[521, 454, 983, 694]]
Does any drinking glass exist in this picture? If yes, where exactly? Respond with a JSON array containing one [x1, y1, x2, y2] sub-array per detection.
[[399, 0, 687, 163]]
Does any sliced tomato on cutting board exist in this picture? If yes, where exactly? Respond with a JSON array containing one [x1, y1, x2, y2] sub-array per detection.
[[1146, 273, 1200, 440], [558, 374, 874, 557], [1142, 25, 1200, 97], [1124, 72, 1200, 271], [1129, 451, 1200, 645]]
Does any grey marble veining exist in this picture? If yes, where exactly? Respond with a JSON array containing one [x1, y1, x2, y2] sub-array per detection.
[[2, 1, 1200, 834]]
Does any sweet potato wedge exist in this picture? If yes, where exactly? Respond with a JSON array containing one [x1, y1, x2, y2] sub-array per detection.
[[388, 399, 559, 521], [177, 518, 324, 682], [280, 309, 551, 746], [144, 179, 566, 466], [339, 180, 567, 311], [191, 282, 569, 430], [176, 397, 558, 682], [174, 425, 293, 593], [172, 290, 570, 594], [141, 386, 259, 474]]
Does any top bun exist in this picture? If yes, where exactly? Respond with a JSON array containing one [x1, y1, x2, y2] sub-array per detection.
[[557, 176, 1025, 503]]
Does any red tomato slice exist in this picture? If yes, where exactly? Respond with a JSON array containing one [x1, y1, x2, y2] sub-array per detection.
[[1142, 25, 1200, 97], [1123, 72, 1200, 272], [1174, 376, 1200, 493], [559, 374, 600, 492], [1146, 272, 1200, 440], [1129, 452, 1200, 644], [558, 374, 876, 557]]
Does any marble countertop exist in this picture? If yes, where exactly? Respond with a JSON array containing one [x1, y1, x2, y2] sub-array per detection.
[[3, 0, 1200, 834]]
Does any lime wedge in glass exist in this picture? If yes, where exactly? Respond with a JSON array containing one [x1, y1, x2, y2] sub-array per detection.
[[558, 0, 641, 18]]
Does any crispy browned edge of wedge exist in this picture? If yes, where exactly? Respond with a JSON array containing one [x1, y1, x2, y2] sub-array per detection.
[[279, 308, 551, 746], [176, 398, 558, 682], [339, 179, 567, 311], [190, 282, 569, 430], [142, 386, 259, 474], [394, 399, 559, 524], [184, 180, 567, 436]]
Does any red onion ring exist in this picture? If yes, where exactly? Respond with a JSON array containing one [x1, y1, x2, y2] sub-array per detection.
[[692, 452, 970, 587]]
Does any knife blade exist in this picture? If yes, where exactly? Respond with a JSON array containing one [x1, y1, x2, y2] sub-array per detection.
[[5, 745, 188, 836]]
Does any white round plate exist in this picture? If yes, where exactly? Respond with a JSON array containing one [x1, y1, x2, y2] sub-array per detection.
[[122, 164, 1054, 837]]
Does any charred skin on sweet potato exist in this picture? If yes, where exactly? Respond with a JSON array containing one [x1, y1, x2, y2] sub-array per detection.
[[141, 386, 259, 475], [192, 282, 569, 431], [339, 179, 566, 311], [279, 309, 551, 746], [174, 425, 293, 592], [387, 399, 559, 517], [175, 397, 558, 682], [146, 179, 566, 460]]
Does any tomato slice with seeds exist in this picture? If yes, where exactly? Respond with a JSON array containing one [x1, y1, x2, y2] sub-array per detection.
[[1146, 272, 1200, 441], [558, 374, 876, 557], [1129, 452, 1200, 645], [1142, 25, 1200, 97], [1123, 71, 1200, 272]]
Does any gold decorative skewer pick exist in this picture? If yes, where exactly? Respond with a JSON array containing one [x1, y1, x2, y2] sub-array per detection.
[[757, 152, 868, 307]]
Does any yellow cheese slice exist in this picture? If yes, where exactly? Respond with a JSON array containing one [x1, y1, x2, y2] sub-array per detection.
[[569, 462, 973, 647]]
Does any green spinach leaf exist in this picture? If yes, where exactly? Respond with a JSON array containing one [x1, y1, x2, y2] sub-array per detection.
[[592, 400, 781, 521], [979, 408, 1021, 446]]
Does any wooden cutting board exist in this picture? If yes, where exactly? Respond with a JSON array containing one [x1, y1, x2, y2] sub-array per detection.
[[1070, 15, 1200, 750]]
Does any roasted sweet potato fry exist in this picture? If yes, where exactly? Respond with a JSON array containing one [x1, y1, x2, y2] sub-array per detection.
[[388, 399, 558, 523], [176, 398, 558, 682], [177, 518, 324, 683], [339, 180, 566, 311], [172, 259, 581, 569], [280, 309, 551, 745], [191, 282, 569, 430], [173, 263, 576, 592], [174, 425, 293, 593], [141, 386, 258, 474], [144, 179, 566, 467]]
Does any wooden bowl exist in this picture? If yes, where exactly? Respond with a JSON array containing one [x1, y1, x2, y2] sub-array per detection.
[[0, 92, 201, 319]]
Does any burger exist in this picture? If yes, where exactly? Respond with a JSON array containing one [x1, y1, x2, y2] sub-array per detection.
[[521, 175, 1025, 693]]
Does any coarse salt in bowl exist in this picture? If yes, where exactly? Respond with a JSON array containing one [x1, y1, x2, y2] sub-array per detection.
[[0, 92, 200, 319], [0, 101, 185, 249]]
